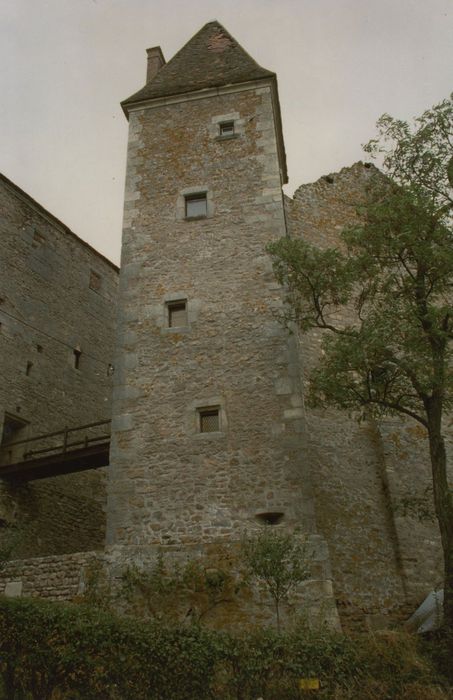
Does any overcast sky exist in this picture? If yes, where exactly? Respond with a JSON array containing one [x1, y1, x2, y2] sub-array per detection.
[[2, 0, 452, 265]]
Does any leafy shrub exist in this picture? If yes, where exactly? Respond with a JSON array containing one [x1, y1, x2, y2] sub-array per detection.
[[0, 596, 219, 700], [119, 550, 239, 623], [0, 525, 24, 571], [241, 528, 310, 630], [0, 596, 450, 699]]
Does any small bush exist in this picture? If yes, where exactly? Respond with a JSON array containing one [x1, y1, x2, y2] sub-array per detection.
[[241, 528, 310, 631]]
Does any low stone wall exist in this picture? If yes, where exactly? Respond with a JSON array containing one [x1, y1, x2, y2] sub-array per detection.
[[0, 535, 341, 631], [0, 550, 102, 601]]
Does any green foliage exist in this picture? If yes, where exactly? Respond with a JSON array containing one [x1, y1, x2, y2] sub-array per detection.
[[120, 550, 237, 623], [76, 559, 112, 610], [364, 95, 453, 214], [120, 551, 182, 620], [241, 528, 310, 630], [396, 484, 436, 523], [268, 94, 453, 629], [0, 525, 23, 571], [268, 94, 453, 426], [0, 596, 219, 700], [0, 596, 450, 699]]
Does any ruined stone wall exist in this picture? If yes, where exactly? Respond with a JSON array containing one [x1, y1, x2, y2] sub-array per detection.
[[287, 163, 448, 628], [0, 175, 119, 556]]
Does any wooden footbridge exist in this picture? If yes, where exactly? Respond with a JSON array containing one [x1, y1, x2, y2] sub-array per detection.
[[0, 420, 111, 482]]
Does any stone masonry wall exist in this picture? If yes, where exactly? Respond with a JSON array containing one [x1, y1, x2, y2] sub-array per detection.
[[287, 163, 449, 628], [0, 537, 340, 631], [378, 416, 452, 604], [0, 551, 101, 601], [107, 83, 319, 548], [0, 175, 119, 556]]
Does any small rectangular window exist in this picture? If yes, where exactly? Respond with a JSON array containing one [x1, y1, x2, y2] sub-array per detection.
[[168, 300, 188, 328], [89, 270, 102, 292], [185, 193, 207, 218], [199, 408, 220, 433], [219, 121, 234, 137]]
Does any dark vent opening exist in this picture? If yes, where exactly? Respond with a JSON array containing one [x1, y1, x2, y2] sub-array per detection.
[[256, 511, 284, 525]]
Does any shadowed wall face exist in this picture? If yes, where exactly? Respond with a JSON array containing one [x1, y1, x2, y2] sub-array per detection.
[[0, 176, 119, 556]]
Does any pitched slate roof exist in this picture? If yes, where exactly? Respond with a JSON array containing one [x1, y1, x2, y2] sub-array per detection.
[[122, 21, 275, 110]]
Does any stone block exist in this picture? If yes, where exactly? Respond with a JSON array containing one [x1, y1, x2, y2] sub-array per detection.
[[4, 580, 23, 597]]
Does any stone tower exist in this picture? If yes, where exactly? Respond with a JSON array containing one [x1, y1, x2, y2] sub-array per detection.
[[107, 22, 322, 558]]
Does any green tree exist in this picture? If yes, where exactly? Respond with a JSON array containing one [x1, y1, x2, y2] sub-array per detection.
[[241, 528, 310, 630], [267, 95, 453, 630]]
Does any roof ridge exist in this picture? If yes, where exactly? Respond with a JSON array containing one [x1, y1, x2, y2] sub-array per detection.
[[143, 21, 226, 89]]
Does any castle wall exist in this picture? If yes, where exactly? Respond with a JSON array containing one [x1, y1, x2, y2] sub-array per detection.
[[0, 536, 339, 630], [0, 175, 118, 556], [107, 83, 318, 548], [287, 163, 448, 628], [0, 551, 101, 601], [1, 19, 446, 634], [378, 416, 452, 603]]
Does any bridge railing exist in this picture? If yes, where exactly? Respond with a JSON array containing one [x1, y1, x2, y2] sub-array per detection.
[[0, 419, 111, 465]]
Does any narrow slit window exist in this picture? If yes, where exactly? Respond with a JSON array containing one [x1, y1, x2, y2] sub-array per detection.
[[199, 407, 220, 433], [168, 300, 188, 328], [219, 121, 234, 137], [73, 348, 82, 370], [185, 193, 207, 218], [89, 270, 102, 292], [25, 361, 33, 376]]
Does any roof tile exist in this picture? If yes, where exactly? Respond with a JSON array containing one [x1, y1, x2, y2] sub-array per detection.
[[122, 21, 275, 110]]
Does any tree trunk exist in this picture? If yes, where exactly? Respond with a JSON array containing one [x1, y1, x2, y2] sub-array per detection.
[[426, 398, 453, 632]]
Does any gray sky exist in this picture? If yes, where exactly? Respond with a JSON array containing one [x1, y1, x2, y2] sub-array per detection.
[[2, 0, 452, 265]]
